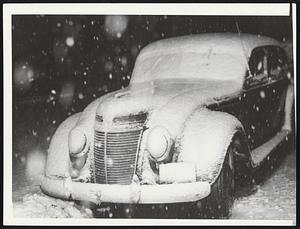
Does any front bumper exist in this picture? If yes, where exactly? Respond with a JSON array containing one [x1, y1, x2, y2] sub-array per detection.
[[40, 175, 211, 204]]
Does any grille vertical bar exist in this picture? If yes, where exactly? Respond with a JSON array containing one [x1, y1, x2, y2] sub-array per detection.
[[104, 132, 108, 183], [133, 130, 143, 176], [94, 129, 143, 185]]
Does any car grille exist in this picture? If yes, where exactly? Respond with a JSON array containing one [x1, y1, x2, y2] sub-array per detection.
[[93, 129, 143, 185]]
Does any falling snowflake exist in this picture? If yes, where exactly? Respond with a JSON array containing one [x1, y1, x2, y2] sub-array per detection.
[[260, 90, 266, 99], [104, 15, 129, 39], [20, 156, 26, 164], [107, 158, 113, 166], [27, 70, 34, 82], [13, 63, 36, 92], [104, 61, 113, 72], [120, 56, 127, 66], [59, 82, 75, 108], [116, 32, 122, 38], [65, 37, 75, 47], [68, 20, 74, 26], [53, 41, 68, 61], [95, 142, 102, 148], [78, 93, 84, 100]]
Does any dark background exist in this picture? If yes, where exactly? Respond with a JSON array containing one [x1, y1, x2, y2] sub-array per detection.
[[12, 15, 293, 164]]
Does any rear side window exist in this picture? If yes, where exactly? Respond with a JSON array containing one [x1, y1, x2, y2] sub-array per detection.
[[268, 46, 288, 76]]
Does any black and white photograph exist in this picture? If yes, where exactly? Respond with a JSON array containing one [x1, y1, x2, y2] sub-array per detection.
[[3, 3, 296, 226]]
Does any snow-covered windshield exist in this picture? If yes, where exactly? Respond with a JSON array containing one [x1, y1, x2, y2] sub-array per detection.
[[130, 51, 247, 84]]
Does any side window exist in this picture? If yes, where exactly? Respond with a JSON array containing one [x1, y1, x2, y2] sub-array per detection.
[[268, 47, 287, 77], [246, 47, 268, 88]]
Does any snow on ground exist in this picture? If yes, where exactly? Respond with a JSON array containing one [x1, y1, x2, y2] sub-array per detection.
[[12, 162, 93, 218], [231, 148, 296, 221], [13, 193, 93, 218]]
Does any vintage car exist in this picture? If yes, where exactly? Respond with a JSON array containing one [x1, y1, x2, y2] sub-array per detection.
[[40, 33, 294, 218]]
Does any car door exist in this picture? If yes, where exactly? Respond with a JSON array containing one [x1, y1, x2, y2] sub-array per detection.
[[264, 46, 290, 137], [241, 46, 269, 149], [242, 46, 290, 150]]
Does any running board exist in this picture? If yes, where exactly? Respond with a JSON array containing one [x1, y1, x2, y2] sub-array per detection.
[[250, 129, 291, 168]]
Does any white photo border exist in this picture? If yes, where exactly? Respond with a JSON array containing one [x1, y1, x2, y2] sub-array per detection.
[[3, 3, 295, 226]]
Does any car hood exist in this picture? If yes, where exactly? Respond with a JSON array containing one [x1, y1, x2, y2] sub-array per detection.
[[96, 79, 243, 136]]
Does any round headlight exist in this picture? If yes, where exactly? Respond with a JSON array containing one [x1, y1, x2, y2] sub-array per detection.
[[147, 126, 172, 161], [69, 128, 87, 157]]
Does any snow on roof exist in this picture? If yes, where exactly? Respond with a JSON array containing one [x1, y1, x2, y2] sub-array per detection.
[[138, 33, 281, 60], [131, 33, 281, 84]]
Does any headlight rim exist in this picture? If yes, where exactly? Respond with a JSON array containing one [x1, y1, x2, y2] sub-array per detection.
[[146, 126, 173, 162], [68, 128, 89, 158]]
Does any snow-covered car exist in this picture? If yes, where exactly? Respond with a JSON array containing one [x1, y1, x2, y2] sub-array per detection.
[[41, 33, 294, 218]]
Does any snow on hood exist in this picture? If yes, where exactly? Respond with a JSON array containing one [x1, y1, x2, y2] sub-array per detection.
[[96, 78, 243, 136]]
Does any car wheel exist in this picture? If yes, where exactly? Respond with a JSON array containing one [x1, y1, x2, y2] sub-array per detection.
[[196, 136, 238, 219]]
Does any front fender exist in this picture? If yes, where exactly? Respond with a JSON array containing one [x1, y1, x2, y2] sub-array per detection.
[[177, 108, 244, 183], [45, 112, 82, 178], [45, 97, 103, 179]]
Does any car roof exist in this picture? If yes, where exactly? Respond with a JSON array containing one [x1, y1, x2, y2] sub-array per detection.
[[138, 33, 282, 60]]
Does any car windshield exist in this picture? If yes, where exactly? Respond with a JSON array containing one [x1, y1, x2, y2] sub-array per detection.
[[130, 51, 246, 84]]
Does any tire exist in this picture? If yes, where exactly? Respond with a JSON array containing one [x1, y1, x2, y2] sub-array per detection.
[[196, 136, 238, 219]]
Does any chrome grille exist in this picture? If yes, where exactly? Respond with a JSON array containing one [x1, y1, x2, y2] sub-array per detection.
[[94, 129, 143, 184]]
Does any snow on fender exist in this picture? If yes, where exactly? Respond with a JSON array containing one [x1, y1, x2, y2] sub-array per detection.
[[45, 97, 103, 179], [45, 112, 82, 178], [178, 108, 244, 183]]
